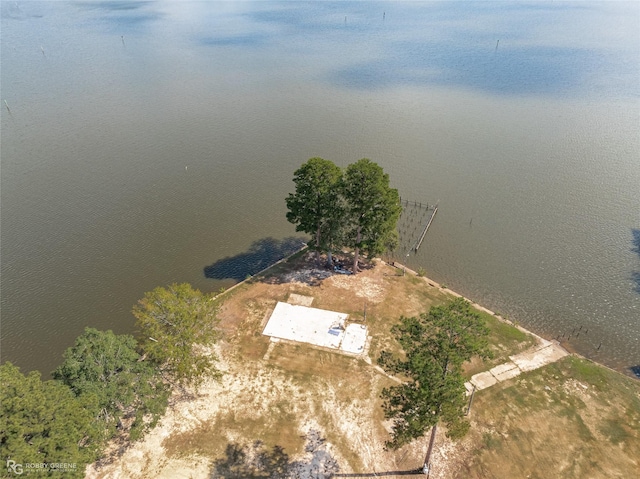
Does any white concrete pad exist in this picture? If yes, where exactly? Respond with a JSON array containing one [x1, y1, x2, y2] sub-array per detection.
[[341, 323, 367, 353], [263, 302, 347, 349], [490, 362, 518, 376], [510, 343, 568, 372], [491, 363, 522, 381], [263, 302, 367, 355], [470, 371, 498, 390]]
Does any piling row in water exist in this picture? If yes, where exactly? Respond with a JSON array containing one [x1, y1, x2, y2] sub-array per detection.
[[413, 204, 438, 252], [392, 199, 439, 260]]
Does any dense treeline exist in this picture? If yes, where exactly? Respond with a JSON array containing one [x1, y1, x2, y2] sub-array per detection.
[[0, 283, 220, 477], [286, 157, 401, 273]]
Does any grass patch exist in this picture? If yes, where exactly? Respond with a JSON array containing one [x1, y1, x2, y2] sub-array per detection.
[[600, 418, 631, 445], [481, 431, 502, 451], [464, 313, 538, 377], [461, 356, 640, 479], [563, 356, 611, 391]]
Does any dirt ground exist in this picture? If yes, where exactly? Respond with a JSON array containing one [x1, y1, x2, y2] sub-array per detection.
[[85, 253, 640, 478]]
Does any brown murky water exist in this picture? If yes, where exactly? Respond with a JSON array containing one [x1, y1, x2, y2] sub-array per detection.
[[1, 1, 639, 376]]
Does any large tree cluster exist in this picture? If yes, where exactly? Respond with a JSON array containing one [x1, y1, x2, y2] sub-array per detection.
[[286, 157, 401, 272], [1, 283, 221, 473]]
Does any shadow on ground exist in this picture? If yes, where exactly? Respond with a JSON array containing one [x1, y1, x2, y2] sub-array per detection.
[[204, 237, 306, 282], [210, 430, 339, 479], [258, 251, 376, 287]]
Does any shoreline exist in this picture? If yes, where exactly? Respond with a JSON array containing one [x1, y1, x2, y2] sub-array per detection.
[[223, 248, 630, 380], [382, 260, 636, 380], [386, 260, 547, 341]]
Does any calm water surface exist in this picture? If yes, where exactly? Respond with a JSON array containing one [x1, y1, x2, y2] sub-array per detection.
[[1, 1, 639, 376]]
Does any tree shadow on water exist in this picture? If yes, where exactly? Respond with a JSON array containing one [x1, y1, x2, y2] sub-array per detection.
[[210, 430, 339, 479], [204, 237, 306, 282]]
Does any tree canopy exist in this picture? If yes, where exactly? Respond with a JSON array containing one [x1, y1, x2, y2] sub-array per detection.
[[133, 283, 220, 389], [0, 362, 101, 478], [286, 157, 344, 265], [53, 328, 169, 441], [285, 157, 400, 272], [342, 158, 400, 272], [377, 297, 492, 449]]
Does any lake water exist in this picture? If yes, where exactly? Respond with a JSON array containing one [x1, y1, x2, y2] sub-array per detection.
[[1, 1, 639, 377]]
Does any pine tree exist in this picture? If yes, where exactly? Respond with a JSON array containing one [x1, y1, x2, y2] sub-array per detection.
[[378, 298, 492, 449], [286, 157, 344, 266], [341, 159, 400, 273]]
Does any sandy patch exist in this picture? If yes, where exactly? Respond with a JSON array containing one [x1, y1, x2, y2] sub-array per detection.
[[282, 268, 332, 284], [327, 275, 386, 303], [288, 293, 314, 306]]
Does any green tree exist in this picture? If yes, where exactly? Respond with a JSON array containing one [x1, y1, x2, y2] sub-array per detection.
[[341, 158, 400, 273], [286, 157, 344, 266], [378, 297, 492, 449], [0, 362, 101, 478], [53, 328, 169, 441], [133, 283, 220, 389]]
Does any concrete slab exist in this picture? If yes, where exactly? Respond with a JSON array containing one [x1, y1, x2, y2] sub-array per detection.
[[490, 362, 518, 376], [262, 302, 367, 355], [341, 323, 367, 354], [464, 382, 475, 395], [470, 371, 498, 390], [263, 302, 347, 349], [288, 293, 314, 306], [493, 366, 522, 382], [510, 343, 568, 372]]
